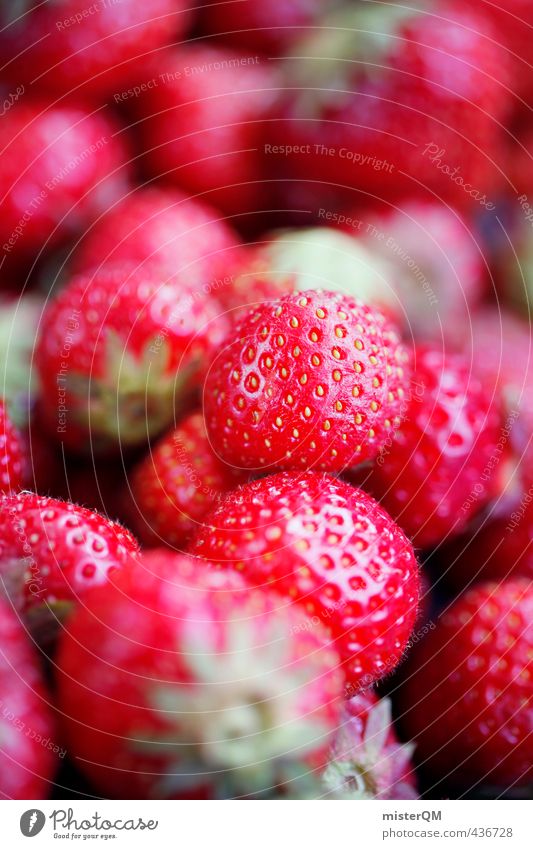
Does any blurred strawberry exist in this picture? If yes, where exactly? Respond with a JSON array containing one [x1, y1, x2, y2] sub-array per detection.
[[0, 1, 191, 99], [36, 264, 229, 451], [134, 45, 282, 216], [372, 346, 504, 549], [200, 0, 329, 53], [130, 411, 248, 548], [0, 598, 56, 799], [0, 102, 130, 280], [0, 399, 25, 492], [57, 549, 343, 799], [69, 186, 240, 290], [272, 3, 510, 210]]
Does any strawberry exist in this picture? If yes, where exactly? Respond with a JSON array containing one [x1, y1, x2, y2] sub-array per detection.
[[0, 102, 130, 279], [69, 186, 240, 291], [200, 0, 328, 53], [0, 492, 140, 645], [190, 471, 420, 692], [36, 264, 229, 451], [249, 228, 403, 325], [272, 3, 510, 210], [0, 400, 25, 492], [134, 45, 282, 216], [0, 1, 191, 99], [472, 0, 533, 111], [130, 411, 248, 548], [204, 289, 411, 473], [352, 200, 487, 343], [56, 548, 343, 799], [323, 692, 417, 799], [397, 579, 533, 792], [371, 346, 504, 549], [0, 597, 56, 799], [0, 294, 43, 428]]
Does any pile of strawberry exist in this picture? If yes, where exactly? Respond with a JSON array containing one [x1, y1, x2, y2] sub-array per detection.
[[0, 0, 531, 801]]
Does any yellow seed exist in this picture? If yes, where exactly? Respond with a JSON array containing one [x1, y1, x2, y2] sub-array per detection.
[[355, 413, 363, 424], [316, 308, 326, 319], [323, 419, 331, 431], [286, 393, 294, 405], [333, 369, 342, 382], [298, 297, 308, 307], [232, 370, 240, 380], [300, 374, 308, 384], [275, 416, 283, 427], [335, 400, 343, 411], [368, 428, 375, 438], [280, 367, 288, 378], [332, 348, 341, 360], [311, 354, 320, 366], [293, 346, 301, 357], [304, 406, 312, 417], [293, 428, 300, 438], [277, 335, 285, 347], [310, 331, 319, 343], [316, 385, 325, 396], [290, 316, 299, 328], [369, 355, 378, 365], [370, 401, 379, 412], [355, 339, 363, 350], [338, 310, 347, 320], [352, 386, 360, 397], [265, 438, 271, 448], [373, 377, 380, 388], [226, 418, 233, 427], [265, 356, 273, 369]]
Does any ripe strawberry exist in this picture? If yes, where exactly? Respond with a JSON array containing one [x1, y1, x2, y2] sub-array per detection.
[[472, 0, 533, 110], [0, 597, 56, 799], [204, 290, 411, 473], [323, 693, 417, 799], [200, 0, 329, 53], [70, 186, 240, 291], [56, 549, 343, 799], [372, 346, 504, 549], [36, 264, 229, 451], [353, 200, 486, 342], [135, 45, 282, 216], [130, 411, 249, 548], [190, 471, 420, 691], [272, 3, 510, 209], [0, 400, 25, 492], [0, 1, 191, 99], [0, 102, 130, 278], [0, 492, 140, 644], [398, 579, 533, 791]]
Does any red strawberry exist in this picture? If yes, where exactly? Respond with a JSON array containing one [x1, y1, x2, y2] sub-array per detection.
[[135, 45, 282, 216], [70, 186, 240, 290], [204, 290, 411, 473], [0, 102, 130, 279], [0, 400, 25, 492], [130, 411, 249, 548], [36, 264, 229, 451], [472, 0, 533, 110], [371, 346, 504, 549], [190, 471, 420, 692], [56, 549, 343, 799], [352, 200, 487, 343], [0, 1, 191, 99], [0, 597, 56, 799], [398, 579, 533, 791], [200, 0, 328, 53], [323, 692, 417, 799], [0, 492, 140, 644], [272, 3, 510, 210]]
